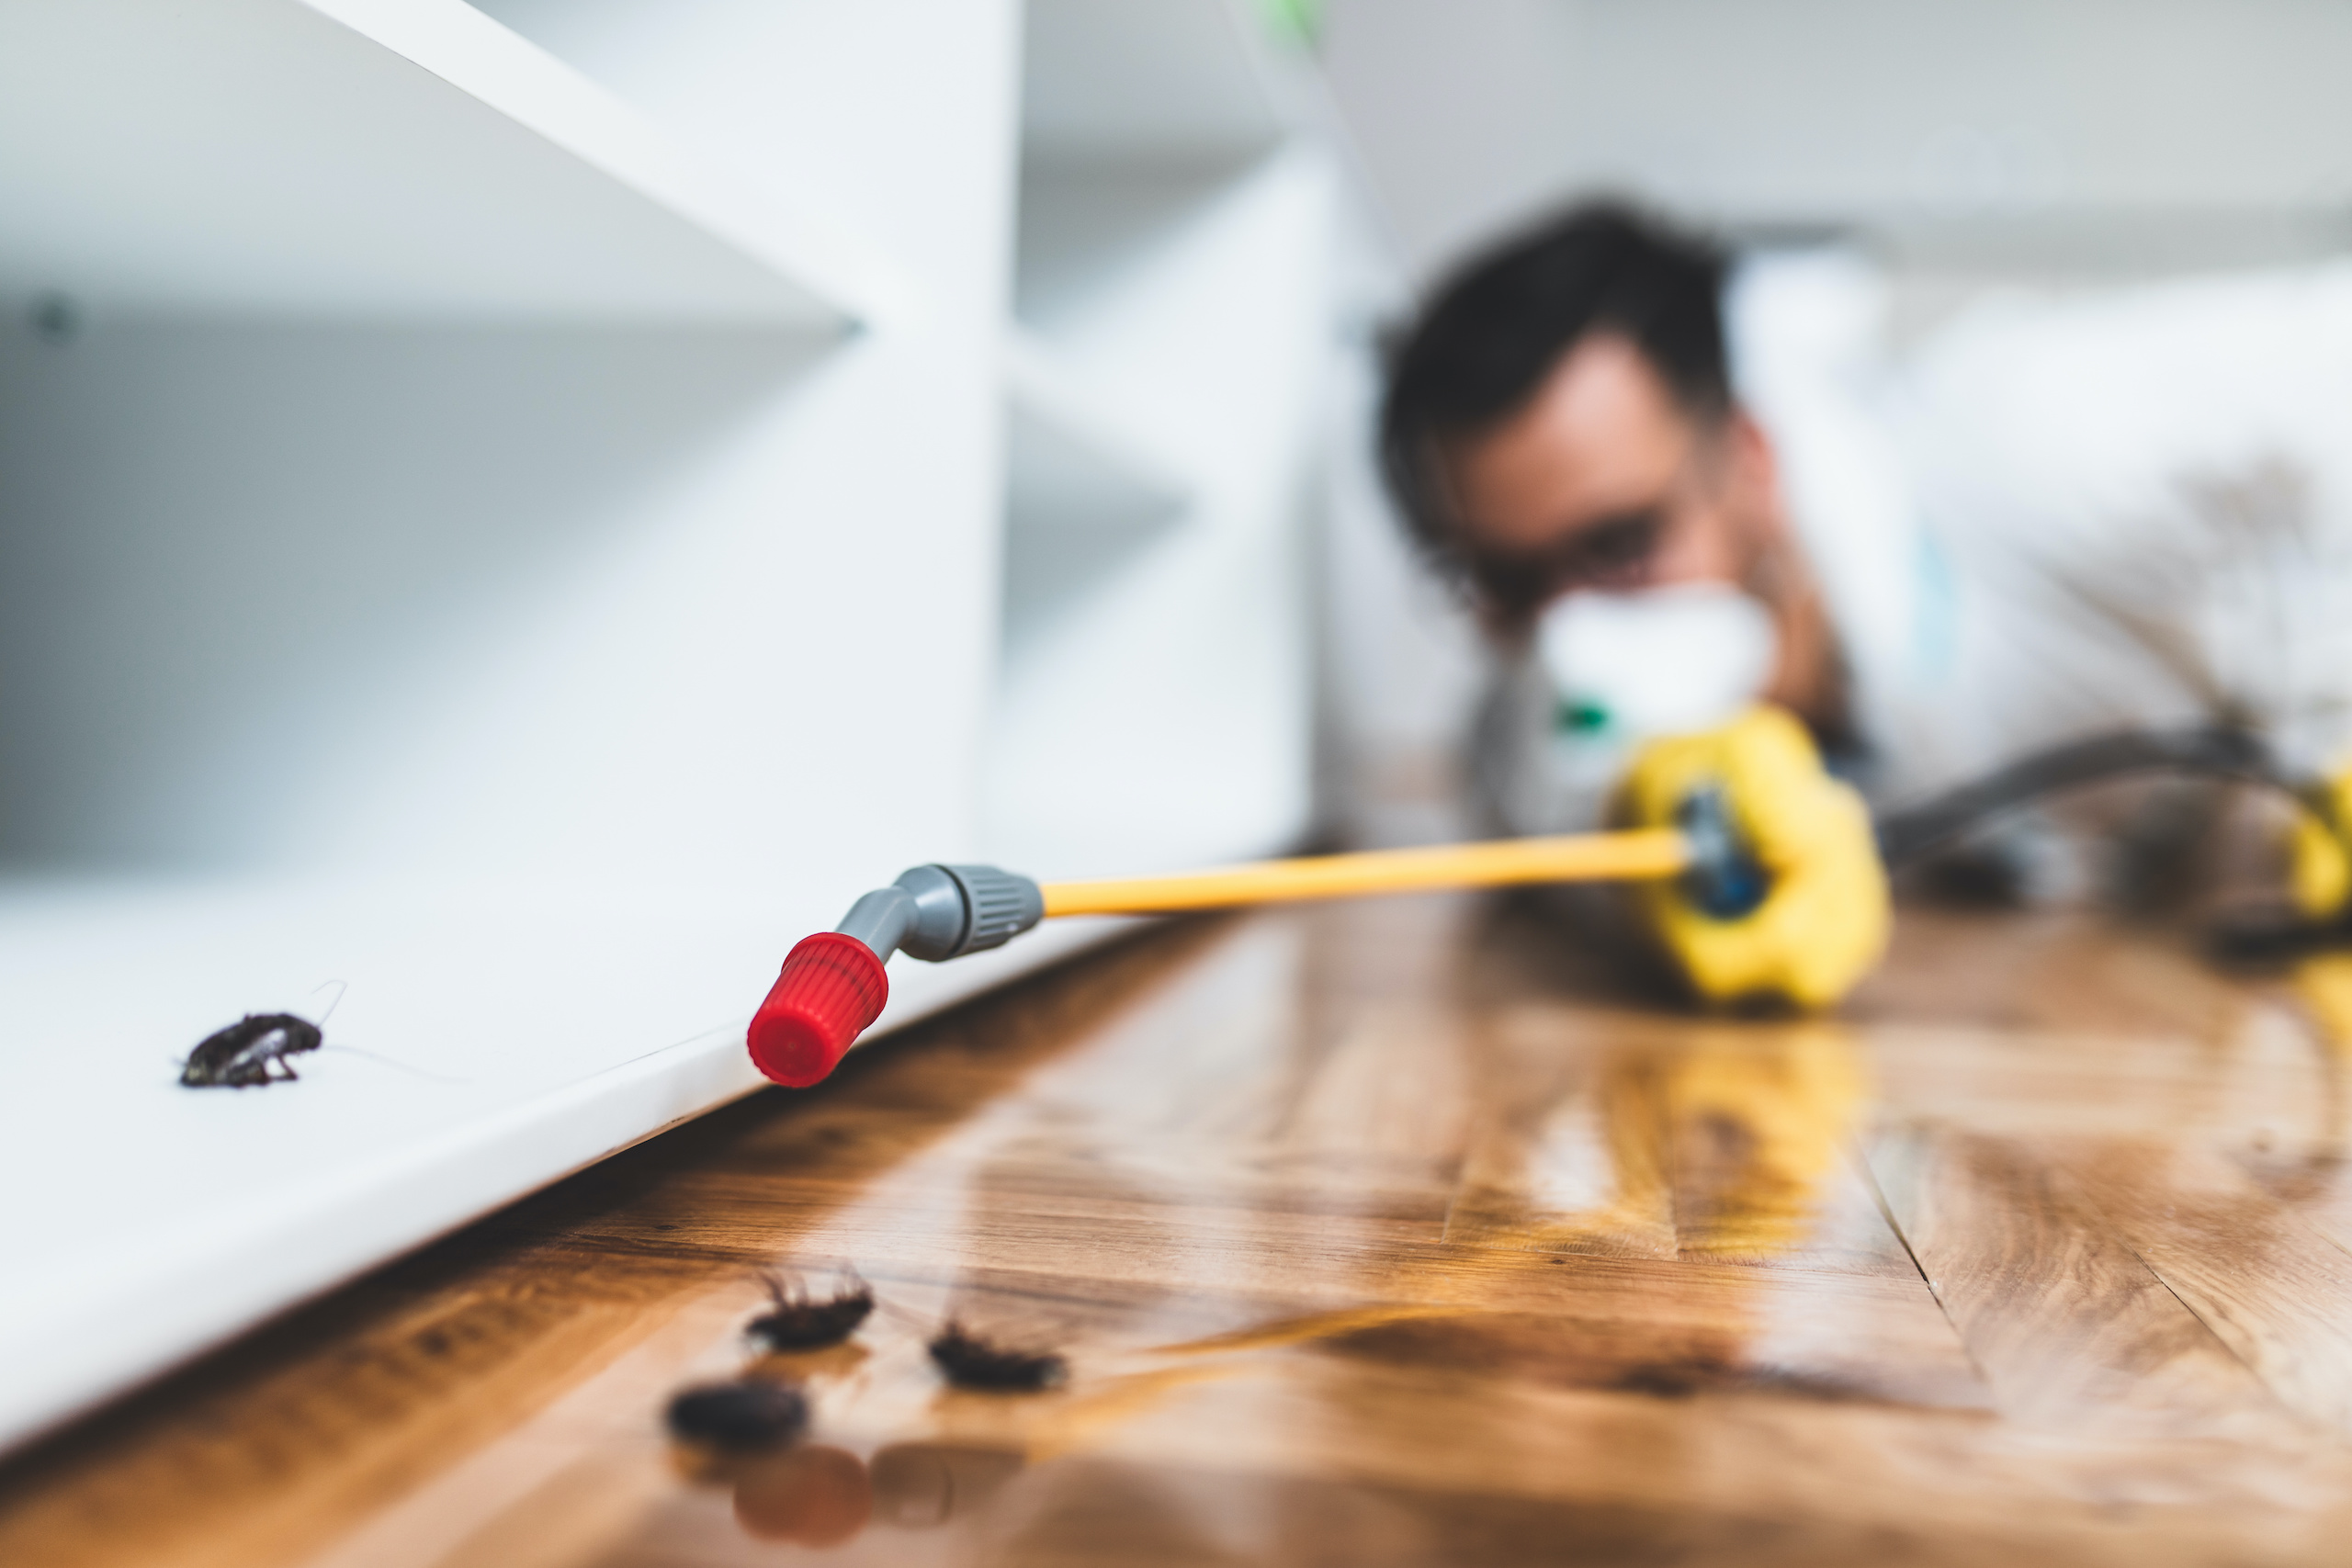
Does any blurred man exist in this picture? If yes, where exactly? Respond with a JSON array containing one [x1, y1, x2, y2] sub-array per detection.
[[1378, 202, 2352, 1004]]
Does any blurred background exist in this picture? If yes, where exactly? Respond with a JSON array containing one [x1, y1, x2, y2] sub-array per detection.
[[1310, 0, 2352, 840]]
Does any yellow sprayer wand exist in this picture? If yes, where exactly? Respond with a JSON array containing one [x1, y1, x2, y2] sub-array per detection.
[[1036, 828, 1691, 916], [746, 820, 1730, 1089]]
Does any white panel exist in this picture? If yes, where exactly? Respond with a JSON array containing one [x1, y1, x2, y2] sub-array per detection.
[[0, 322, 823, 873], [472, 0, 1031, 867], [1005, 329, 1193, 533], [0, 0, 882, 322], [1023, 0, 1295, 161], [988, 150, 1334, 877]]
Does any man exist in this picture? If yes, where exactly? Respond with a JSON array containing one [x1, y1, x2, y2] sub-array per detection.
[[1378, 202, 2352, 1006]]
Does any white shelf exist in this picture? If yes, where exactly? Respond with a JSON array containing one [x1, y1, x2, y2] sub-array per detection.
[[986, 139, 1333, 878], [0, 871, 1133, 1446], [0, 0, 1343, 1456], [1004, 328, 1193, 530], [0, 0, 881, 323], [0, 0, 1023, 1450], [1022, 0, 1296, 163]]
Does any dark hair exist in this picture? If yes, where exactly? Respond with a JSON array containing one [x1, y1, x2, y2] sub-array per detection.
[[1378, 201, 1732, 561]]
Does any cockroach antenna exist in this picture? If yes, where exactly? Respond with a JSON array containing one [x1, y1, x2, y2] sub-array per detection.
[[746, 1269, 876, 1352], [927, 1322, 1068, 1393], [310, 978, 350, 1026]]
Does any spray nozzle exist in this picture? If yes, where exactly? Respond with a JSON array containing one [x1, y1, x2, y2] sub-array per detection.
[[747, 864, 1044, 1087]]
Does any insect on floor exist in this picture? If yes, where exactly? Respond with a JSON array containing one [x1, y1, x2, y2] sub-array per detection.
[[10, 897, 2352, 1566]]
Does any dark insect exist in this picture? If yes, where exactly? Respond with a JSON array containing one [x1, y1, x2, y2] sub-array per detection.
[[180, 1012, 323, 1088], [664, 1378, 809, 1453], [747, 1270, 875, 1352], [927, 1322, 1068, 1393]]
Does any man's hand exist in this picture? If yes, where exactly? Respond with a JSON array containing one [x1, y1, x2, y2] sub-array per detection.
[[1611, 705, 1890, 1009]]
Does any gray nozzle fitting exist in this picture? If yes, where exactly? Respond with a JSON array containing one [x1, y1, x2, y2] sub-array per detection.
[[833, 863, 1045, 964]]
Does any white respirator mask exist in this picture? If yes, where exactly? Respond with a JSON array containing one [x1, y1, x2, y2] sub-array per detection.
[[1532, 582, 1780, 796]]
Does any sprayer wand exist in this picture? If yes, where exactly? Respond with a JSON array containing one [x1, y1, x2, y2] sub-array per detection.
[[745, 800, 1753, 1088], [743, 720, 2332, 1088]]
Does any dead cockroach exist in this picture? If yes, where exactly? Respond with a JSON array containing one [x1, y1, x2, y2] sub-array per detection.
[[927, 1322, 1067, 1393], [664, 1378, 808, 1454], [180, 1013, 322, 1088], [747, 1270, 876, 1352]]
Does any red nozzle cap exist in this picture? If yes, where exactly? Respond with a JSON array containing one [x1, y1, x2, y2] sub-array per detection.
[[748, 932, 888, 1087]]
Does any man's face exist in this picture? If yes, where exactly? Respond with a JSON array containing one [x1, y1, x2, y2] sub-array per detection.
[[1442, 333, 1839, 727], [1445, 334, 1760, 618]]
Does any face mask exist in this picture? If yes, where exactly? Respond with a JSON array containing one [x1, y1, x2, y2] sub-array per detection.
[[1536, 582, 1779, 748]]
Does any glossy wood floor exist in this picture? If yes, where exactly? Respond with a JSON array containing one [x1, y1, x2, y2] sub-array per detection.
[[11, 892, 2352, 1566]]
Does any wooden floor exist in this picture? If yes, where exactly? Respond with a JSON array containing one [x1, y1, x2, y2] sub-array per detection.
[[11, 893, 2352, 1566]]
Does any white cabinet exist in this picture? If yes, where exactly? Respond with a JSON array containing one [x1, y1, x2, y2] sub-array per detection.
[[0, 0, 1341, 1445], [989, 0, 1335, 877]]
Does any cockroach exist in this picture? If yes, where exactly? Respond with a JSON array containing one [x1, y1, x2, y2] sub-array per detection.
[[927, 1322, 1067, 1393], [180, 1013, 322, 1088], [664, 1378, 809, 1453], [747, 1270, 876, 1352]]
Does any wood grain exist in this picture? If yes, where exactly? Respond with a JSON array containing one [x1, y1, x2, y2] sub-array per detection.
[[2065, 1141, 2352, 1435], [9, 899, 2352, 1566], [1866, 1124, 2302, 1441]]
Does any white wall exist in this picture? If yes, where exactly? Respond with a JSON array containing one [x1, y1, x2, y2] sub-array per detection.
[[1323, 0, 2352, 278]]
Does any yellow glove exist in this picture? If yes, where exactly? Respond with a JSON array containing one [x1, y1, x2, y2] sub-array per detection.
[[2289, 767, 2352, 920], [1611, 705, 1890, 1010]]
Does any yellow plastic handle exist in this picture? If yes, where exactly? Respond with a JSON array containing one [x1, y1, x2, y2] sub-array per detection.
[[1039, 828, 1692, 918]]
